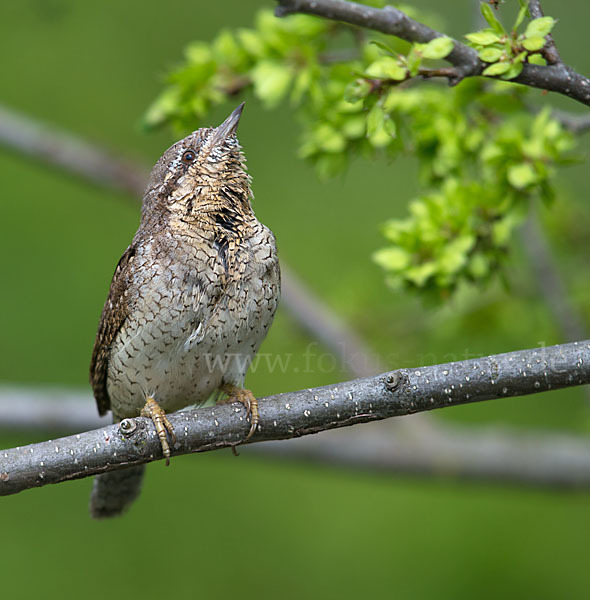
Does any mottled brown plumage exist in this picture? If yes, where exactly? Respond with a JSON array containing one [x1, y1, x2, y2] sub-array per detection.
[[89, 245, 135, 416], [88, 104, 280, 517]]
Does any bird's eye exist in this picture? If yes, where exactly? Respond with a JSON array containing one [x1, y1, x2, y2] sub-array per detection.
[[182, 150, 196, 164]]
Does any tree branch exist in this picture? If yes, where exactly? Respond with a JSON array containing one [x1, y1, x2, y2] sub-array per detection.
[[280, 264, 386, 377], [521, 212, 588, 343], [264, 424, 590, 488], [551, 109, 590, 134], [276, 0, 480, 85], [2, 340, 589, 496], [275, 0, 590, 107], [4, 385, 590, 489], [0, 105, 148, 198]]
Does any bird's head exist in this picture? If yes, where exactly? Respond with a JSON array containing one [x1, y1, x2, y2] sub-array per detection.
[[142, 103, 253, 229]]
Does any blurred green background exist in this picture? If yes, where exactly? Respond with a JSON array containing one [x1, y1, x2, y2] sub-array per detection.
[[1, 1, 590, 598]]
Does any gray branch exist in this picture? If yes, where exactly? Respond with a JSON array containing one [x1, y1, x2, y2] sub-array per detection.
[[2, 340, 589, 496], [0, 105, 148, 198], [276, 0, 479, 84], [4, 385, 590, 488], [551, 109, 590, 134], [265, 424, 590, 488], [280, 264, 386, 377], [521, 213, 588, 343], [520, 213, 590, 407], [275, 0, 590, 107]]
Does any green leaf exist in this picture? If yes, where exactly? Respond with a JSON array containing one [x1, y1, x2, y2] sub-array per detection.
[[512, 51, 528, 64], [237, 29, 266, 57], [492, 211, 523, 245], [291, 67, 312, 104], [251, 60, 292, 107], [501, 61, 523, 80], [525, 16, 556, 38], [482, 61, 511, 76], [406, 262, 437, 287], [438, 235, 475, 275], [363, 41, 383, 64], [522, 36, 545, 51], [342, 116, 366, 139], [185, 41, 213, 64], [465, 31, 501, 46], [287, 13, 327, 38], [369, 40, 397, 56], [478, 47, 503, 62], [213, 30, 243, 63], [422, 37, 454, 60], [531, 105, 551, 137], [344, 79, 372, 102], [513, 5, 528, 30], [507, 162, 537, 188], [469, 254, 489, 278], [367, 104, 395, 147], [528, 53, 547, 65], [314, 123, 346, 153], [406, 48, 422, 76], [365, 57, 407, 80], [373, 247, 410, 271], [142, 87, 181, 130], [481, 3, 505, 35]]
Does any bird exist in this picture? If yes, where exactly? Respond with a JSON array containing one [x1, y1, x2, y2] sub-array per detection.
[[88, 103, 280, 518]]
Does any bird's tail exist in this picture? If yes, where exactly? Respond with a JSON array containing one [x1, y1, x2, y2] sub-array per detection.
[[89, 465, 146, 519]]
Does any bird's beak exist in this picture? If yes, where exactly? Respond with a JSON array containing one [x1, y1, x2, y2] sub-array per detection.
[[210, 102, 245, 145]]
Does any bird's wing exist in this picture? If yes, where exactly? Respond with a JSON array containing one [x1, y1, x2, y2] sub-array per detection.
[[89, 244, 136, 416]]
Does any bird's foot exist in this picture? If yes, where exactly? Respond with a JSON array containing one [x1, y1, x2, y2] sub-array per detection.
[[140, 397, 176, 466], [219, 384, 259, 441]]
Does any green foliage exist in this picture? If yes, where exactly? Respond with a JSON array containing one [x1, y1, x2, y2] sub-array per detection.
[[143, 11, 331, 130], [144, 2, 574, 301], [466, 3, 556, 78], [372, 96, 572, 298]]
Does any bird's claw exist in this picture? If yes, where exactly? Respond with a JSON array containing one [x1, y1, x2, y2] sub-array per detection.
[[141, 397, 176, 466], [220, 385, 259, 441]]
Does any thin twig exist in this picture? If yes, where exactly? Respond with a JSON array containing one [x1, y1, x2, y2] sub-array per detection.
[[1, 340, 589, 496], [418, 67, 462, 79], [275, 0, 590, 107]]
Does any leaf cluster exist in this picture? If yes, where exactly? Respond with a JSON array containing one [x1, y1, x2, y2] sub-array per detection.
[[465, 2, 556, 78], [144, 2, 574, 301]]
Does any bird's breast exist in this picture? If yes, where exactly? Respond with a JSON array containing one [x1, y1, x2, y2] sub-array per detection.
[[106, 224, 279, 418]]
